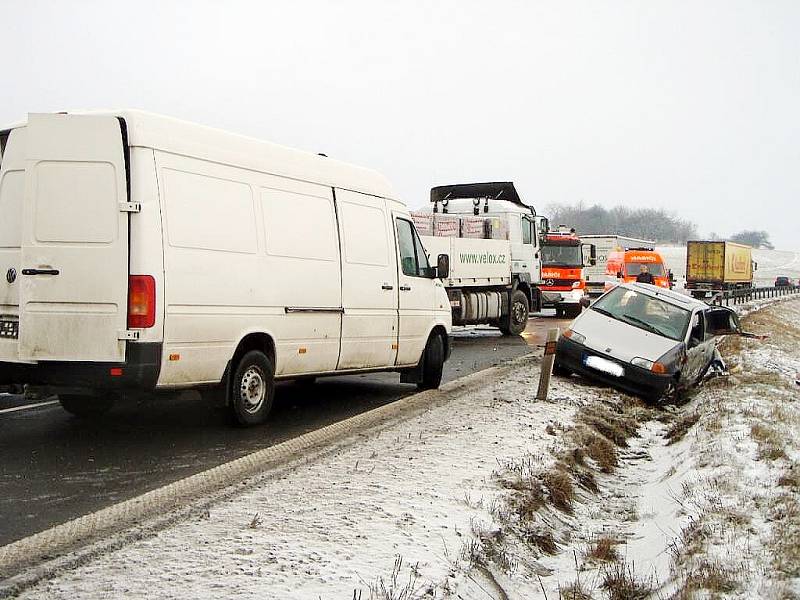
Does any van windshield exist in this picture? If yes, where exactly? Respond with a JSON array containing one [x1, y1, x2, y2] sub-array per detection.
[[625, 262, 665, 277], [541, 244, 582, 267], [591, 286, 690, 341]]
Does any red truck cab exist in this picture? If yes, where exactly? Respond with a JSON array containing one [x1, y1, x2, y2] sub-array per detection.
[[540, 230, 593, 318]]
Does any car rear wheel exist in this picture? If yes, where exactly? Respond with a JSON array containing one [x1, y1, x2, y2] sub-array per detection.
[[58, 394, 115, 418], [229, 350, 275, 427], [418, 334, 445, 390]]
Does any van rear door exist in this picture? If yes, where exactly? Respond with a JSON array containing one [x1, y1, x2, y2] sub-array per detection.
[[19, 113, 130, 362]]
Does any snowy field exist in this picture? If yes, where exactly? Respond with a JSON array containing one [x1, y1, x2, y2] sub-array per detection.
[[16, 297, 800, 599]]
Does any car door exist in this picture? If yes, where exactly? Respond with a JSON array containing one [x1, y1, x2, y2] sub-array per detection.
[[336, 190, 399, 370], [683, 309, 709, 384], [394, 215, 436, 366], [19, 113, 130, 362]]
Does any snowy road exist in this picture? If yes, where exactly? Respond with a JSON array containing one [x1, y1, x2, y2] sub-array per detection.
[[0, 313, 571, 549]]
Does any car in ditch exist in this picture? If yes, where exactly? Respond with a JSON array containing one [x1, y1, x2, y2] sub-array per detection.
[[554, 282, 741, 402]]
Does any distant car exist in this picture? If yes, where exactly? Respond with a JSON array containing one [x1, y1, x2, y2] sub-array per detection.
[[775, 276, 792, 287], [554, 283, 741, 402]]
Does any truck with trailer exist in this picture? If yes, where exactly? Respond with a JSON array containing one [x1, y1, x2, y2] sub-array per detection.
[[685, 240, 756, 298], [539, 228, 596, 318], [413, 182, 547, 335], [0, 110, 452, 426], [581, 235, 656, 296]]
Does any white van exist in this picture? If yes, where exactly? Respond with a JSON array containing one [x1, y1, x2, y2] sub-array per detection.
[[0, 111, 452, 425]]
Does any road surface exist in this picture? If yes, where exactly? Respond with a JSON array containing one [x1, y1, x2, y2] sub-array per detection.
[[0, 313, 571, 547]]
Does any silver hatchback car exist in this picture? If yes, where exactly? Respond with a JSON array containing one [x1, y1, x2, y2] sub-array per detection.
[[554, 283, 741, 402]]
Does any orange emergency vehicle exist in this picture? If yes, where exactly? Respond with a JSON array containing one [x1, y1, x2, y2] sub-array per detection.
[[540, 229, 594, 318], [605, 248, 671, 289]]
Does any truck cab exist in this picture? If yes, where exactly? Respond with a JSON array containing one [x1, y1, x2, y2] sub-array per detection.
[[428, 182, 545, 308], [540, 229, 595, 318]]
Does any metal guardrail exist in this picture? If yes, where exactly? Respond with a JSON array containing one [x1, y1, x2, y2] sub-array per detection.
[[711, 285, 800, 306]]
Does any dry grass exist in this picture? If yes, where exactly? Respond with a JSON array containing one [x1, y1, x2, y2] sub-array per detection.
[[671, 559, 738, 598], [664, 412, 700, 445], [585, 536, 620, 563], [751, 422, 788, 461], [524, 527, 559, 555], [778, 463, 800, 489], [600, 561, 653, 600], [559, 580, 594, 600], [770, 493, 800, 577], [362, 556, 428, 600], [581, 431, 618, 473], [543, 468, 576, 513], [580, 405, 639, 447]]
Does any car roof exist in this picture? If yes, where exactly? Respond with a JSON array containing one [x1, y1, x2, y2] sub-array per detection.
[[618, 282, 708, 310]]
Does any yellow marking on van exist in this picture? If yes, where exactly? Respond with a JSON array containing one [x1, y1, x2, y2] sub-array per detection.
[[298, 347, 307, 354], [168, 353, 181, 361], [392, 343, 399, 350]]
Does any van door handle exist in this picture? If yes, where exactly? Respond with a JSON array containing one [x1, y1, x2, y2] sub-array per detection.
[[381, 284, 394, 290], [399, 285, 412, 291], [22, 268, 60, 276]]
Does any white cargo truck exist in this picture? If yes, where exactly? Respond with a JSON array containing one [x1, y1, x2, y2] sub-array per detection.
[[0, 111, 452, 426], [580, 234, 656, 297], [414, 182, 547, 335]]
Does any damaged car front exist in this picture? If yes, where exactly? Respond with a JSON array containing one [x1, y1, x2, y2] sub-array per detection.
[[554, 283, 740, 402]]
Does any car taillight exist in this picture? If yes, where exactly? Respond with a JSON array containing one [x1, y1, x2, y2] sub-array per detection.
[[128, 275, 156, 328]]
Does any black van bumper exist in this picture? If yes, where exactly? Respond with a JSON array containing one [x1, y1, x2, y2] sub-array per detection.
[[0, 343, 162, 392]]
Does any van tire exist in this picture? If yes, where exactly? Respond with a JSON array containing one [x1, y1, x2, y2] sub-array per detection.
[[418, 334, 445, 390], [564, 305, 582, 319], [58, 394, 114, 418], [229, 350, 275, 427], [500, 290, 529, 336]]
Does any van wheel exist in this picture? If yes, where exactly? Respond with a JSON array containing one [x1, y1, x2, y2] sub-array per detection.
[[418, 334, 445, 390], [58, 394, 114, 418], [500, 290, 529, 336], [564, 305, 582, 319], [230, 351, 275, 427]]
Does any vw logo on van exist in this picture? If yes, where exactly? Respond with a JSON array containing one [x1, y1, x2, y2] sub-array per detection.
[[5, 268, 16, 284]]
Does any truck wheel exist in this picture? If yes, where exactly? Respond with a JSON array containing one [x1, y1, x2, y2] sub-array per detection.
[[58, 394, 115, 418], [229, 350, 275, 427], [418, 334, 445, 390], [500, 290, 529, 336], [564, 305, 582, 319]]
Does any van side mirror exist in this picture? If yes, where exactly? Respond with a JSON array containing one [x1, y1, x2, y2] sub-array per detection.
[[436, 254, 450, 279]]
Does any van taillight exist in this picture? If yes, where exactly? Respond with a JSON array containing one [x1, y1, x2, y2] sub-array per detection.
[[128, 275, 156, 329]]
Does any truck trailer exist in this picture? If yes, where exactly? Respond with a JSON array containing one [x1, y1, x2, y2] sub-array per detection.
[[685, 240, 756, 298], [414, 182, 547, 335]]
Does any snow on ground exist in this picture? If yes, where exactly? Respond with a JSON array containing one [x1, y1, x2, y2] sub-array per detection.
[[19, 358, 597, 599], [17, 297, 800, 599]]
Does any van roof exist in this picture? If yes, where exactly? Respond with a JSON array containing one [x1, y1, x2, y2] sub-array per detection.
[[1, 110, 396, 200]]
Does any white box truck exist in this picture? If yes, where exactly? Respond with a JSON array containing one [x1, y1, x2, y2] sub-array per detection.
[[415, 182, 547, 335], [0, 111, 452, 426], [580, 234, 656, 297]]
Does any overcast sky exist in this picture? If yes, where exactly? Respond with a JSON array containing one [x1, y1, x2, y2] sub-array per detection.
[[3, 0, 798, 250]]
